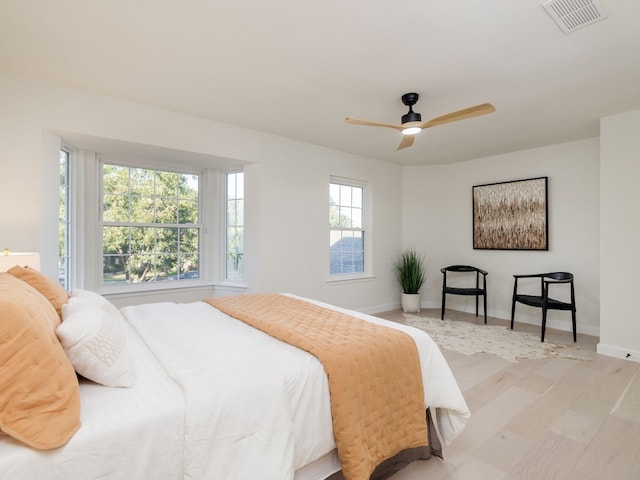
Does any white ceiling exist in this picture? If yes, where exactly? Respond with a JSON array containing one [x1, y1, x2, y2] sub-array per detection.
[[1, 0, 639, 165]]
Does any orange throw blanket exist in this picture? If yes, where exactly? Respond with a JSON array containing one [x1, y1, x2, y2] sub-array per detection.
[[205, 294, 428, 480]]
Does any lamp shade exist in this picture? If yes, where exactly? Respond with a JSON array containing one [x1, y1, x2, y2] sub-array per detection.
[[0, 252, 41, 272]]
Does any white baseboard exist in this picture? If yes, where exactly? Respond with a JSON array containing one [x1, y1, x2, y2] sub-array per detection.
[[596, 343, 640, 363], [361, 302, 400, 315], [371, 300, 601, 338]]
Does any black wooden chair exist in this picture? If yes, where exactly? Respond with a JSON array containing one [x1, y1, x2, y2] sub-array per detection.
[[440, 265, 488, 323], [510, 272, 576, 342]]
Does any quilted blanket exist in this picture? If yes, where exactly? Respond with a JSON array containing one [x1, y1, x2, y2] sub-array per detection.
[[206, 293, 428, 480]]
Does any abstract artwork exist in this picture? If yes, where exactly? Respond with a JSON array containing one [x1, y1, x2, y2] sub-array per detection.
[[473, 177, 548, 250]]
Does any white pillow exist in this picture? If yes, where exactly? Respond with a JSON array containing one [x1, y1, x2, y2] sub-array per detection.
[[57, 293, 136, 388], [65, 288, 121, 318]]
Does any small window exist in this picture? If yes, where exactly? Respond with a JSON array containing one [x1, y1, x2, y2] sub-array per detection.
[[329, 179, 365, 276], [225, 172, 244, 281], [101, 162, 201, 285]]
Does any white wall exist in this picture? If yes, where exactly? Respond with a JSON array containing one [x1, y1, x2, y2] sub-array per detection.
[[402, 138, 601, 337], [599, 109, 640, 361], [3, 72, 639, 360], [0, 73, 403, 312]]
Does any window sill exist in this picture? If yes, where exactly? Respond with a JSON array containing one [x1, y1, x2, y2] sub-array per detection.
[[326, 274, 375, 285], [99, 279, 213, 296]]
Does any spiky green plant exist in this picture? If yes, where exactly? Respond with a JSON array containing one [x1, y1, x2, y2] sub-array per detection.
[[394, 249, 426, 294]]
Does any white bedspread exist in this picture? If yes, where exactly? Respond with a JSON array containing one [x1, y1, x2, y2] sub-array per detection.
[[122, 297, 470, 480], [123, 301, 335, 480]]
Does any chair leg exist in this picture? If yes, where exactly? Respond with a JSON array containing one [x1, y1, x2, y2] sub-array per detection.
[[441, 294, 445, 320], [475, 294, 479, 318], [483, 292, 487, 324], [541, 308, 548, 342], [510, 301, 516, 330], [571, 309, 577, 342]]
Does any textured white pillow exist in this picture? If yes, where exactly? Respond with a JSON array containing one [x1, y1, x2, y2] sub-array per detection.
[[57, 293, 136, 388], [65, 289, 122, 318]]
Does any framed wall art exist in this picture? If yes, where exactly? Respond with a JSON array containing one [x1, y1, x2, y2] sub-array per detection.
[[472, 176, 548, 250]]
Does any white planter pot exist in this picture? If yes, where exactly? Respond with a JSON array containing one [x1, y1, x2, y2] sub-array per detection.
[[401, 293, 421, 313]]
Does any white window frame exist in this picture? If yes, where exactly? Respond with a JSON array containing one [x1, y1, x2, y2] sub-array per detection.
[[328, 176, 372, 282], [97, 157, 209, 294]]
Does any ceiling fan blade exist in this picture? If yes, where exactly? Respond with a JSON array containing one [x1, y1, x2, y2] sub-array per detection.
[[397, 135, 415, 150], [420, 103, 496, 129], [345, 117, 404, 131]]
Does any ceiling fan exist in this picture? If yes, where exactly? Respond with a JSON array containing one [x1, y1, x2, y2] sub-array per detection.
[[345, 93, 496, 150]]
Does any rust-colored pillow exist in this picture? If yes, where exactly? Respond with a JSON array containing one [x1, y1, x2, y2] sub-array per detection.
[[8, 265, 69, 320], [0, 273, 81, 449]]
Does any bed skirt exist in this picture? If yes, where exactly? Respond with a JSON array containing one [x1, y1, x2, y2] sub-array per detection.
[[323, 409, 442, 480]]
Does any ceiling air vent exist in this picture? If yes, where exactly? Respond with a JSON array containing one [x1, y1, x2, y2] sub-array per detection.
[[543, 0, 608, 34]]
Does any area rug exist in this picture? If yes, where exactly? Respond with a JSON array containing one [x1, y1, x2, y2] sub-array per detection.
[[403, 314, 589, 363]]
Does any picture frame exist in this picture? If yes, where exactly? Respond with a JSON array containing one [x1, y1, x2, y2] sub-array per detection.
[[472, 176, 548, 250]]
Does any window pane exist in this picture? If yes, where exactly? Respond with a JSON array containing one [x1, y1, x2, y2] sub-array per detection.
[[155, 171, 178, 197], [351, 207, 362, 229], [129, 254, 155, 283], [157, 227, 179, 253], [329, 205, 341, 227], [352, 187, 363, 208], [130, 168, 154, 196], [103, 165, 128, 195], [103, 226, 130, 254], [180, 174, 199, 200], [130, 195, 155, 223], [156, 254, 178, 281], [59, 149, 70, 289], [179, 228, 199, 253], [227, 174, 237, 198], [155, 197, 178, 224], [226, 226, 244, 280], [329, 183, 340, 204], [130, 227, 154, 254], [103, 255, 128, 284], [179, 253, 199, 279], [340, 185, 352, 207], [178, 199, 198, 224], [103, 194, 127, 222]]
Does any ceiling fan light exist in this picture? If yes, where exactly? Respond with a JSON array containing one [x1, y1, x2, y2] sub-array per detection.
[[402, 126, 421, 135]]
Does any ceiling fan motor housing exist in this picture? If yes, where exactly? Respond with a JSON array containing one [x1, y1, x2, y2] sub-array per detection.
[[402, 110, 421, 124], [401, 92, 421, 124]]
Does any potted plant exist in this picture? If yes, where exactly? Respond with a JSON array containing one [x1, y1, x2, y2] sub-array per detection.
[[394, 249, 426, 313]]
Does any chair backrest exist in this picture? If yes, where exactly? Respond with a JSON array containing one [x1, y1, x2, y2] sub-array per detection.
[[543, 272, 573, 282], [441, 265, 487, 288], [441, 265, 485, 274]]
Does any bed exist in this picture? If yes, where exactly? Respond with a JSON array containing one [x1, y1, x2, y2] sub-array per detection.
[[0, 268, 470, 480]]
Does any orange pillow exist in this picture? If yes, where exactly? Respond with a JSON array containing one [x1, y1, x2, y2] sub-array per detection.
[[8, 265, 69, 320], [0, 273, 81, 449]]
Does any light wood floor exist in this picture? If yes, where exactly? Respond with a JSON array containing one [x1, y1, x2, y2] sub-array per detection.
[[340, 308, 640, 480]]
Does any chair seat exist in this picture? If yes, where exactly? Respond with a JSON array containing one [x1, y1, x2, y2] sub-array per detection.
[[515, 294, 573, 310], [444, 287, 484, 296]]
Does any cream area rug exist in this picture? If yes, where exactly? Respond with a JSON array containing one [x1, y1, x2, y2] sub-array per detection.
[[403, 314, 589, 363]]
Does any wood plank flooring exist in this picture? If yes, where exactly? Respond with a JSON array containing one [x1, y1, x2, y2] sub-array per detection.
[[336, 308, 640, 480]]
